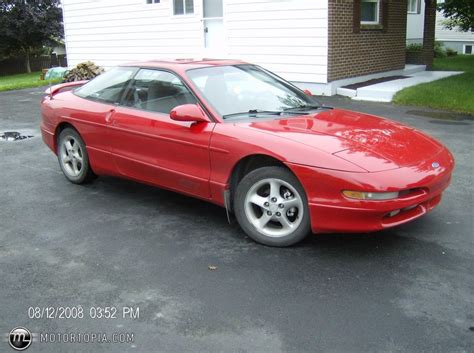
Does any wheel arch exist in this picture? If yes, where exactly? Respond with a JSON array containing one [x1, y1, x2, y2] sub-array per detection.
[[54, 122, 79, 153], [227, 154, 302, 209]]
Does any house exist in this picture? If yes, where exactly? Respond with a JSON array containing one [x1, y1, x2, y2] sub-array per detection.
[[62, 0, 428, 95], [407, 0, 474, 54]]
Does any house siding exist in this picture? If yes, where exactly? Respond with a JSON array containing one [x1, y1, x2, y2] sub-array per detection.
[[225, 0, 328, 83], [62, 0, 204, 66], [406, 0, 425, 44], [327, 0, 407, 82], [435, 11, 474, 54], [62, 0, 329, 84]]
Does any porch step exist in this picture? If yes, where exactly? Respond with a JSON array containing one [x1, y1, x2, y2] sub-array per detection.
[[336, 87, 356, 98], [403, 64, 426, 75]]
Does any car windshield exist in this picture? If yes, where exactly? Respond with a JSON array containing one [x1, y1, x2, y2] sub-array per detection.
[[186, 65, 321, 119]]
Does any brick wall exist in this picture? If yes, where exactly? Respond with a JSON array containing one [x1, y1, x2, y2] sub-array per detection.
[[328, 0, 408, 82]]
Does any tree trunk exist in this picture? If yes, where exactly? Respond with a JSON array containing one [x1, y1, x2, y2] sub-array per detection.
[[422, 0, 437, 70], [25, 49, 31, 73]]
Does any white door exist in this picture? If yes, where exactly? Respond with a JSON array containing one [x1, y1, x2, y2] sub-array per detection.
[[203, 0, 226, 55]]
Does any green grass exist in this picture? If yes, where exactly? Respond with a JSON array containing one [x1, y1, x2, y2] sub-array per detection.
[[0, 72, 61, 92], [393, 55, 474, 115]]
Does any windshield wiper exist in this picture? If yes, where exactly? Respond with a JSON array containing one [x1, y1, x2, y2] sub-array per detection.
[[223, 109, 283, 119], [283, 104, 321, 112], [223, 109, 310, 120]]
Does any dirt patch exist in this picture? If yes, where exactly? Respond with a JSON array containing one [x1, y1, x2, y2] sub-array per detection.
[[342, 76, 410, 90]]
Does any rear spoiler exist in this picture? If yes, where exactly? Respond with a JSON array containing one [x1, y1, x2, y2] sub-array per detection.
[[44, 80, 89, 96]]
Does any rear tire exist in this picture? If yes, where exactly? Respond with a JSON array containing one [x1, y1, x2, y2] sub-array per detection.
[[234, 166, 310, 247], [57, 128, 96, 184]]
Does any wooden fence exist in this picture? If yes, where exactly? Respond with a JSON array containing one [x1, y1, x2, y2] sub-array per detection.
[[0, 54, 67, 76]]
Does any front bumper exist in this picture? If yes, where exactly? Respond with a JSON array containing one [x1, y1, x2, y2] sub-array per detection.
[[287, 149, 454, 234]]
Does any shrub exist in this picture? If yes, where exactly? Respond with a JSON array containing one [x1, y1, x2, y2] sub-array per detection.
[[406, 43, 423, 52], [446, 48, 458, 57], [434, 41, 447, 58]]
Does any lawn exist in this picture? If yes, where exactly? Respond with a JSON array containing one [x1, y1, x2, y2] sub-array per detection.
[[393, 55, 474, 115], [0, 72, 61, 92]]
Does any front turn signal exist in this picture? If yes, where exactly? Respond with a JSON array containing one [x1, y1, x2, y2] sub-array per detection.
[[342, 190, 399, 200]]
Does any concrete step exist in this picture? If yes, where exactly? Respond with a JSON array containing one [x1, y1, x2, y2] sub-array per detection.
[[403, 64, 426, 75], [336, 87, 356, 98]]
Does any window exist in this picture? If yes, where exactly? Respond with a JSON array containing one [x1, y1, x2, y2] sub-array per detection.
[[407, 0, 420, 14], [123, 69, 197, 114], [361, 0, 380, 24], [146, 0, 160, 3], [173, 0, 193, 15], [464, 45, 473, 55], [75, 67, 136, 104]]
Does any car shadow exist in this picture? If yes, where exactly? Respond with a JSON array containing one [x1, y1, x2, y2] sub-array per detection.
[[83, 176, 417, 258]]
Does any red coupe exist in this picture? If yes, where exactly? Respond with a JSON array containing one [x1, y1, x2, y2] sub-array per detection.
[[41, 59, 454, 246]]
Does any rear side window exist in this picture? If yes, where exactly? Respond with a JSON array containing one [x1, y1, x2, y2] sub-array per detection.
[[122, 69, 197, 114], [75, 67, 136, 103]]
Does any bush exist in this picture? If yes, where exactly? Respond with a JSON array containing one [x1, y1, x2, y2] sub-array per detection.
[[63, 61, 104, 82], [406, 43, 423, 52], [434, 41, 447, 58], [446, 48, 458, 57]]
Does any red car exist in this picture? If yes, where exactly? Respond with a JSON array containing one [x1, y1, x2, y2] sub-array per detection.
[[40, 59, 454, 246]]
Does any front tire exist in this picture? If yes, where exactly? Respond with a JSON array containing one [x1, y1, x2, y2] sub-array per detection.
[[234, 166, 310, 247], [57, 128, 95, 184]]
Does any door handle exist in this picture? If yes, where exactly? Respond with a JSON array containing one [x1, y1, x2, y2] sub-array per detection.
[[105, 109, 115, 124]]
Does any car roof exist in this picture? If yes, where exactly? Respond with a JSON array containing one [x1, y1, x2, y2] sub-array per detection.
[[120, 58, 248, 72]]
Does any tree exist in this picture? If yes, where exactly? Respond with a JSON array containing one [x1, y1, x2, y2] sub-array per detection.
[[0, 0, 63, 73], [437, 0, 474, 32]]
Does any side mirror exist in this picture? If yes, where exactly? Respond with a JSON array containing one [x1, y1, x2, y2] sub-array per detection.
[[170, 104, 209, 123], [304, 89, 313, 96]]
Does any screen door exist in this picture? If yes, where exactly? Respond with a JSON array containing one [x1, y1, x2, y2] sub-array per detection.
[[203, 0, 225, 53]]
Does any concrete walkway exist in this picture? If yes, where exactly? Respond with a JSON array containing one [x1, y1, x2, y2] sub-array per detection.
[[338, 70, 463, 102]]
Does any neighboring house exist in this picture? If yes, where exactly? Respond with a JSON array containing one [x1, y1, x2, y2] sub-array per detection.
[[62, 0, 413, 95], [406, 0, 474, 54], [52, 45, 66, 56], [436, 15, 474, 54]]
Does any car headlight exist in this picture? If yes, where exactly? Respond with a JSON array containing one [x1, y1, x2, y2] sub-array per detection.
[[342, 190, 399, 200]]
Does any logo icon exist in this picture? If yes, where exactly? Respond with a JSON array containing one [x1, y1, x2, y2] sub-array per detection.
[[432, 162, 440, 168], [8, 327, 32, 351]]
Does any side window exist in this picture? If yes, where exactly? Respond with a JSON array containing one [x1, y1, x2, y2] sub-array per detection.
[[123, 69, 197, 114], [75, 67, 136, 103]]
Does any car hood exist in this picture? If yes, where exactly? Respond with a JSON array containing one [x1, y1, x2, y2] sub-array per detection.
[[238, 109, 444, 172]]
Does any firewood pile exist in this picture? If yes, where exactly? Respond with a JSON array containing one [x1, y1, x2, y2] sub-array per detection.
[[63, 61, 104, 82]]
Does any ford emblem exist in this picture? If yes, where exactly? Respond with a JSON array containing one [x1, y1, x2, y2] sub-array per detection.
[[432, 162, 440, 168]]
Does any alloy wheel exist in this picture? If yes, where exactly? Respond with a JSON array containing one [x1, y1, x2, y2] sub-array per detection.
[[59, 136, 84, 177], [244, 178, 304, 238]]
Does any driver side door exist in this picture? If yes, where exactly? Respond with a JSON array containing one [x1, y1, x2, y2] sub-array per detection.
[[107, 69, 215, 199]]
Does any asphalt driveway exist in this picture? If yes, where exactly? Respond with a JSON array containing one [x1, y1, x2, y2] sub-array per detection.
[[0, 87, 472, 353]]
